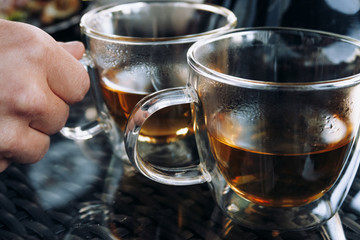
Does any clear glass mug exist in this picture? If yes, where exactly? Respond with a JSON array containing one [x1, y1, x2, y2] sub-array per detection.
[[125, 27, 360, 230], [60, 1, 237, 165]]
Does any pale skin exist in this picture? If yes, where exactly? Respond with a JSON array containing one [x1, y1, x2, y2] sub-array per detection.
[[0, 19, 90, 172]]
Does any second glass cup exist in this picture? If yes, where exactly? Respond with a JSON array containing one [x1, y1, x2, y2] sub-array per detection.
[[61, 1, 237, 166], [125, 27, 360, 230]]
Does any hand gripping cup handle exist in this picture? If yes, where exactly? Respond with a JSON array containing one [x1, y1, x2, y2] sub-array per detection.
[[125, 86, 207, 185], [60, 53, 113, 141]]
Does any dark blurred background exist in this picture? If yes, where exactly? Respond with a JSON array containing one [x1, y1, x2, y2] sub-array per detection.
[[2, 0, 359, 41], [210, 0, 360, 39]]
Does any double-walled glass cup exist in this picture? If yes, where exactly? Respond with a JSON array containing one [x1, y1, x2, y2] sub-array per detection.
[[125, 27, 360, 230], [61, 1, 237, 165]]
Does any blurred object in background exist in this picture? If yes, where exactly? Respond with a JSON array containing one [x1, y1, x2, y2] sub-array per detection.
[[207, 0, 360, 40], [95, 0, 204, 6], [3, 0, 359, 40], [1, 0, 80, 26], [0, 0, 92, 41]]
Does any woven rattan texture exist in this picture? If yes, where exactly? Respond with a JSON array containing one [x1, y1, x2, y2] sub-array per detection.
[[1, 159, 360, 240]]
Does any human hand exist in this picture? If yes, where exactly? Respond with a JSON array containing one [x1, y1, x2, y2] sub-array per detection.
[[0, 19, 90, 172]]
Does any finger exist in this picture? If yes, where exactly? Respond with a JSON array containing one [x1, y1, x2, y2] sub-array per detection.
[[58, 41, 85, 60], [2, 21, 90, 105], [6, 71, 70, 135], [0, 117, 50, 166], [46, 41, 90, 104], [27, 91, 70, 135], [0, 159, 11, 173]]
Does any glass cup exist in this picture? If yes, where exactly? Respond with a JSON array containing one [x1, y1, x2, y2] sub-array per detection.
[[60, 1, 237, 165], [125, 27, 360, 230]]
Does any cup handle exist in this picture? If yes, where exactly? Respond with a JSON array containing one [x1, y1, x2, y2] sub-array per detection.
[[60, 116, 112, 140], [60, 53, 111, 141], [125, 87, 207, 185]]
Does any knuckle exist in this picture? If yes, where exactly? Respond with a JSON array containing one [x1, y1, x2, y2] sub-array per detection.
[[15, 86, 47, 118], [20, 30, 56, 69], [31, 95, 47, 116], [23, 33, 50, 62], [29, 99, 69, 135], [49, 104, 70, 133]]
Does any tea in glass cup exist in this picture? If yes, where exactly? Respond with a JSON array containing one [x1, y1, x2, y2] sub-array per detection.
[[125, 27, 360, 230], [61, 1, 237, 167], [100, 66, 195, 166]]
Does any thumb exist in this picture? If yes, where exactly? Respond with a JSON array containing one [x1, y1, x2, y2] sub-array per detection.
[[58, 41, 85, 60]]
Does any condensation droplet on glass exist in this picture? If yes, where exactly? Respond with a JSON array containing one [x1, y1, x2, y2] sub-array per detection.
[[227, 203, 240, 212], [321, 114, 347, 144]]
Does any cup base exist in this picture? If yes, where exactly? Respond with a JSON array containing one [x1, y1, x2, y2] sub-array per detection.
[[216, 185, 336, 231]]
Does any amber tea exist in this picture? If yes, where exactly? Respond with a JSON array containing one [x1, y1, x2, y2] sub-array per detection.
[[208, 112, 352, 207], [101, 68, 198, 165]]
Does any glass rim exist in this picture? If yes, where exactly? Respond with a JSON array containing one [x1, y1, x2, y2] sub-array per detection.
[[80, 1, 237, 44], [187, 27, 360, 90]]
